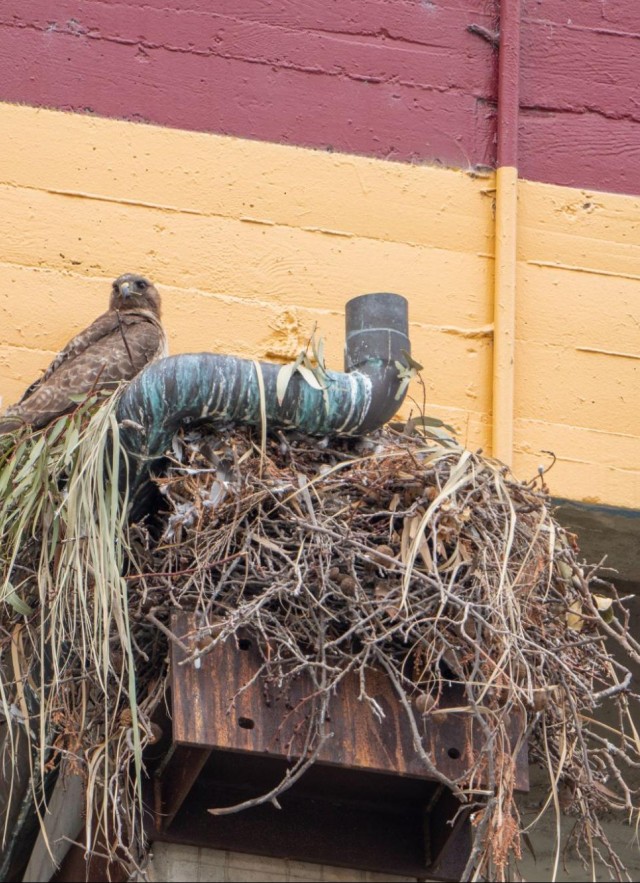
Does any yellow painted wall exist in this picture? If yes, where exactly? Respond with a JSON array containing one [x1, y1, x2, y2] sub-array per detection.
[[0, 104, 638, 509], [516, 183, 640, 507]]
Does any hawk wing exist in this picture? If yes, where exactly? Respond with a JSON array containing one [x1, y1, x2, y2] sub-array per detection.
[[1, 310, 166, 431]]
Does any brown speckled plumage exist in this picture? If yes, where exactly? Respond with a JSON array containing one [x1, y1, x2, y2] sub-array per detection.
[[0, 274, 167, 433]]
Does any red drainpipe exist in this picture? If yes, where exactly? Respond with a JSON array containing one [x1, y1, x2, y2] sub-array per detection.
[[492, 0, 521, 465]]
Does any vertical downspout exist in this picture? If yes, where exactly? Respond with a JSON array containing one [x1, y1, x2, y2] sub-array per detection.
[[492, 1, 521, 465]]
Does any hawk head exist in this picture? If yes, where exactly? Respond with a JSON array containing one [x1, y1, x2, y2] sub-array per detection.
[[111, 274, 161, 316]]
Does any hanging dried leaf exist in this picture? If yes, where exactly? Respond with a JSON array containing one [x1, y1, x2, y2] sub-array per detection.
[[593, 594, 615, 623], [566, 599, 584, 632]]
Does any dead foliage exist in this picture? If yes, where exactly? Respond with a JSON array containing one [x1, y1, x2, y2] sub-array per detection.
[[0, 400, 639, 881]]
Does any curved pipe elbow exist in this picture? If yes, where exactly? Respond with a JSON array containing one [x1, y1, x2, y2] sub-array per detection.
[[343, 292, 410, 432], [117, 292, 410, 487]]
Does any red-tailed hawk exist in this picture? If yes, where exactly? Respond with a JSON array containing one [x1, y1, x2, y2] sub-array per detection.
[[0, 274, 167, 433]]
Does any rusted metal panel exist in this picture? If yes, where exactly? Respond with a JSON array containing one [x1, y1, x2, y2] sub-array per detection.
[[170, 611, 528, 791]]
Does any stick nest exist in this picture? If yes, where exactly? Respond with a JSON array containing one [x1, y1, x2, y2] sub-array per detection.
[[0, 402, 639, 881]]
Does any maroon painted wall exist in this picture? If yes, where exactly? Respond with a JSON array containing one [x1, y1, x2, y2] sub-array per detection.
[[0, 0, 638, 195], [519, 0, 640, 195], [0, 0, 498, 169]]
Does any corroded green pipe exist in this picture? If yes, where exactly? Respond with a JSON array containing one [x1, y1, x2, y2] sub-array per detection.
[[117, 293, 410, 490]]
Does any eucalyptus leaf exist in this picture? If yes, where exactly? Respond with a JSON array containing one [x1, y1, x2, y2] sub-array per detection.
[[394, 376, 411, 401], [296, 365, 326, 391], [313, 335, 326, 371], [13, 436, 46, 485], [46, 415, 70, 445], [401, 349, 424, 372], [0, 456, 17, 497], [4, 585, 33, 617], [566, 599, 584, 632], [276, 362, 297, 406], [411, 415, 457, 434], [557, 560, 573, 581], [593, 594, 615, 623]]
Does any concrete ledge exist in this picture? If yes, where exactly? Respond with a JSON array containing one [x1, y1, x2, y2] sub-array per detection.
[[553, 498, 640, 586]]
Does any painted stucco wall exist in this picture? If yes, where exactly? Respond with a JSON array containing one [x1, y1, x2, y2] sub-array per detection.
[[0, 103, 638, 509], [0, 0, 498, 173], [1, 1, 639, 194], [0, 1, 638, 510]]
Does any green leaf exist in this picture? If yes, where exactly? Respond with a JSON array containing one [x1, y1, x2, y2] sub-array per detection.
[[276, 362, 297, 406], [63, 425, 80, 465], [4, 584, 33, 616], [0, 453, 19, 497], [297, 365, 326, 391], [411, 415, 457, 434], [46, 415, 70, 445], [401, 349, 424, 372], [394, 376, 411, 401], [12, 435, 46, 485], [593, 594, 615, 623], [313, 335, 326, 372]]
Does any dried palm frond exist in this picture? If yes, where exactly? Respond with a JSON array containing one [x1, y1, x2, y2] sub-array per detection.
[[0, 390, 148, 876]]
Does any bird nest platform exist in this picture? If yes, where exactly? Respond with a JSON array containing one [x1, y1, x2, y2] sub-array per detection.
[[0, 396, 639, 881]]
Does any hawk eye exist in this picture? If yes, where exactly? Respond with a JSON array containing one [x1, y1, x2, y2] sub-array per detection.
[[136, 280, 147, 292]]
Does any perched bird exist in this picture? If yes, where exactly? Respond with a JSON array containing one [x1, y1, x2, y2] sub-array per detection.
[[0, 274, 167, 433]]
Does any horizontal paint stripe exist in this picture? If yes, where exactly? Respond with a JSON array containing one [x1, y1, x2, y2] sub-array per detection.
[[521, 12, 639, 123], [0, 104, 494, 256], [518, 1, 639, 194], [518, 180, 640, 275], [69, 0, 492, 35], [522, 0, 638, 40], [517, 418, 640, 473], [517, 264, 640, 354], [519, 111, 640, 196], [0, 0, 495, 94], [515, 341, 639, 437], [514, 418, 640, 510], [0, 104, 638, 510], [1, 2, 639, 194], [0, 344, 59, 414], [0, 0, 495, 169], [0, 185, 493, 331]]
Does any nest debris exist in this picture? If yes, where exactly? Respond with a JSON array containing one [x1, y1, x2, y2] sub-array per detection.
[[0, 398, 639, 881]]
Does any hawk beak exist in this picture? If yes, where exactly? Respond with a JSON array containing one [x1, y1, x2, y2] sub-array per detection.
[[119, 281, 133, 298]]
